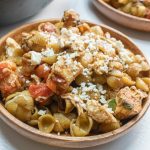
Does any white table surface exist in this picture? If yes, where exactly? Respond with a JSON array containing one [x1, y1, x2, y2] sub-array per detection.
[[0, 0, 150, 150]]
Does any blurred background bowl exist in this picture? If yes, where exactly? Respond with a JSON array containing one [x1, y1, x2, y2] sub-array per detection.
[[93, 0, 150, 32], [0, 0, 52, 25]]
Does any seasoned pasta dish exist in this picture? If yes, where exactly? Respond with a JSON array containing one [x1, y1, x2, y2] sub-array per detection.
[[103, 0, 150, 19], [0, 10, 150, 137]]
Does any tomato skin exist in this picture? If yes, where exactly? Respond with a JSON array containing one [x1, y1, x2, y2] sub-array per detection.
[[29, 83, 53, 99], [35, 64, 50, 80], [46, 79, 57, 93], [2, 84, 17, 95]]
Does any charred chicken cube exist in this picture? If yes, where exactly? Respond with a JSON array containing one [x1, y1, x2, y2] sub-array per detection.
[[115, 86, 147, 120], [49, 56, 83, 93], [62, 10, 80, 27]]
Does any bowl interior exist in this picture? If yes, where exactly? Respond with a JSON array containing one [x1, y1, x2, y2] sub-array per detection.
[[97, 0, 150, 22], [93, 0, 150, 31], [0, 19, 150, 148]]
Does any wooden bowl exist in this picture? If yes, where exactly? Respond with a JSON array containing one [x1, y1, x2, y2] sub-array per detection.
[[0, 19, 150, 148], [93, 0, 150, 32]]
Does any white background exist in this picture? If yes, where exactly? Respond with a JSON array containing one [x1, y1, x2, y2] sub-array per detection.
[[0, 0, 150, 150]]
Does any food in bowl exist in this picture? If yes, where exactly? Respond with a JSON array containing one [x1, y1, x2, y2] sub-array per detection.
[[0, 10, 150, 137], [103, 0, 150, 19]]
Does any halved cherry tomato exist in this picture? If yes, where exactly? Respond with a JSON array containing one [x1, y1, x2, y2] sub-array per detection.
[[35, 64, 50, 80], [29, 83, 53, 99]]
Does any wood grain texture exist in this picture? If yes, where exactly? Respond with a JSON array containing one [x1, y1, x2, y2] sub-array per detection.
[[93, 0, 150, 32], [0, 19, 150, 148]]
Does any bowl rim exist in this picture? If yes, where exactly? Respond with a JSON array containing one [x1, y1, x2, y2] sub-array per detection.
[[0, 19, 150, 147], [96, 0, 150, 23]]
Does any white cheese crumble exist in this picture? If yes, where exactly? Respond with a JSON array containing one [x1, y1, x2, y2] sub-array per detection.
[[82, 68, 91, 76], [38, 110, 46, 115], [41, 48, 54, 57], [48, 34, 59, 44], [43, 64, 49, 71], [5, 37, 22, 57], [100, 65, 109, 73], [119, 51, 133, 64], [72, 88, 78, 94], [97, 84, 106, 94], [99, 95, 107, 104], [39, 32, 50, 39], [106, 107, 114, 113], [29, 51, 42, 65], [6, 47, 14, 57]]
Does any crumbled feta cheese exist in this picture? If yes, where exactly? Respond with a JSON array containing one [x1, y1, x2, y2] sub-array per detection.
[[41, 48, 54, 57], [99, 95, 107, 104], [81, 82, 97, 93], [115, 40, 124, 50], [48, 34, 59, 44], [106, 107, 114, 113], [72, 88, 78, 94], [82, 68, 91, 76], [5, 37, 21, 57], [119, 51, 133, 64], [25, 80, 30, 85], [97, 84, 106, 94], [29, 51, 42, 65], [43, 64, 49, 71], [100, 65, 109, 73], [101, 90, 106, 94], [79, 93, 90, 101], [38, 110, 46, 115], [39, 32, 50, 39], [6, 47, 14, 57]]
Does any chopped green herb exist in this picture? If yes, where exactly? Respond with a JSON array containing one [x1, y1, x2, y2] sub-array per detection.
[[123, 102, 133, 110], [108, 99, 117, 111]]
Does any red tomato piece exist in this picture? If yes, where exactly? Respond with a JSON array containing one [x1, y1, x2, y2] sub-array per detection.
[[46, 79, 57, 93], [35, 64, 50, 80], [29, 83, 53, 99]]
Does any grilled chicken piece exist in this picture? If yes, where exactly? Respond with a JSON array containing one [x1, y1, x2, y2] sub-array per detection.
[[86, 100, 118, 124], [62, 10, 80, 27], [115, 86, 147, 120], [0, 61, 21, 96], [50, 57, 83, 93]]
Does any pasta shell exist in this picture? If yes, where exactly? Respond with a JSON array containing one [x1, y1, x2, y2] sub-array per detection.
[[70, 113, 93, 137], [38, 114, 55, 133]]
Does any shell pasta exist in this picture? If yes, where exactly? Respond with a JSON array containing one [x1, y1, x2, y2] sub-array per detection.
[[1, 10, 150, 137], [103, 0, 150, 19]]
